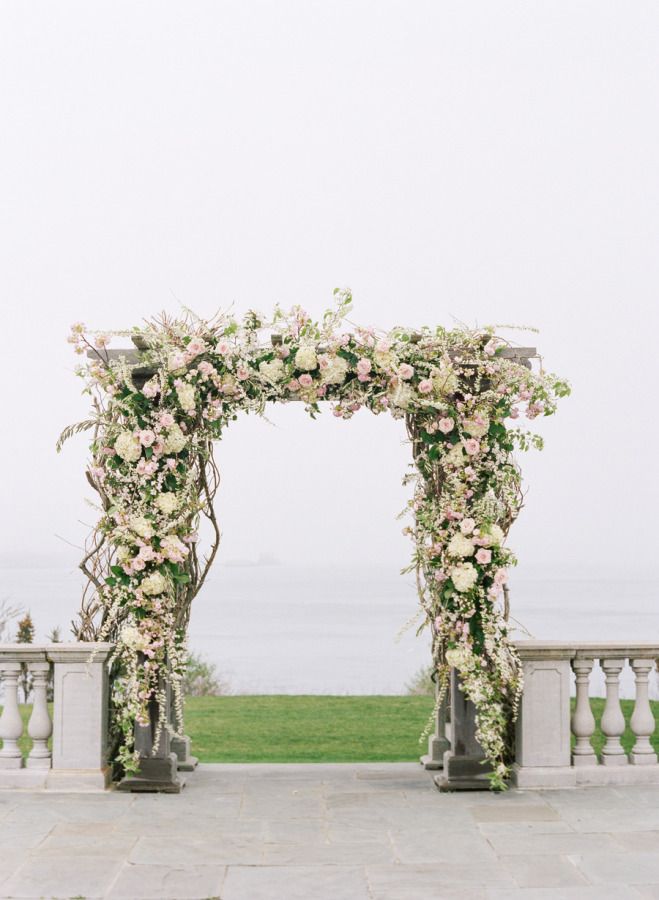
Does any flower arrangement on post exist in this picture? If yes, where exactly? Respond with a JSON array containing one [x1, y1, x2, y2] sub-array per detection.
[[61, 290, 568, 787]]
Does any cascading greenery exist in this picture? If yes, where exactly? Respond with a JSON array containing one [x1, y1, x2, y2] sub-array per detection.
[[62, 290, 568, 787]]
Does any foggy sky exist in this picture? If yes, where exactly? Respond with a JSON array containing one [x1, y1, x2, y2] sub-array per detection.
[[1, 1, 658, 579]]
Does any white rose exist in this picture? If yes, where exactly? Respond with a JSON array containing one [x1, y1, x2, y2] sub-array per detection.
[[320, 355, 349, 385], [450, 562, 479, 593], [129, 515, 154, 539], [115, 431, 142, 463], [259, 358, 286, 382], [447, 533, 475, 558], [140, 571, 168, 596], [163, 424, 187, 454], [155, 492, 179, 516], [294, 345, 318, 371], [176, 382, 196, 413], [433, 364, 459, 397], [373, 349, 395, 370], [460, 518, 476, 535]]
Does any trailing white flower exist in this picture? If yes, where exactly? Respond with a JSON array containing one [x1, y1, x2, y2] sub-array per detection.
[[115, 431, 141, 462]]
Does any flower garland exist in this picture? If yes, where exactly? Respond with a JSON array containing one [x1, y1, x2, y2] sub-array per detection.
[[63, 290, 568, 786]]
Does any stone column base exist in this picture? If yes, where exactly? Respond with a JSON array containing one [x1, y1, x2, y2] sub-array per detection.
[[118, 752, 185, 793], [511, 763, 576, 789], [46, 767, 111, 792], [434, 751, 491, 791], [171, 734, 198, 772]]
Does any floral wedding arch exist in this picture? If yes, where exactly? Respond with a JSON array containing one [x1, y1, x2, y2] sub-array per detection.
[[62, 290, 568, 789]]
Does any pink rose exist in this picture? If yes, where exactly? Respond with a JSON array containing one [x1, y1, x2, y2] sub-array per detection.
[[376, 339, 392, 353], [287, 378, 300, 392], [438, 417, 454, 434], [197, 360, 215, 376], [357, 373, 370, 383], [236, 366, 250, 381], [475, 548, 492, 565], [398, 363, 414, 380], [186, 338, 206, 358], [138, 429, 156, 447], [356, 358, 372, 376], [494, 569, 507, 586], [298, 373, 313, 388], [159, 412, 175, 428], [464, 438, 480, 455], [519, 389, 532, 401], [217, 341, 231, 355], [278, 345, 290, 359], [418, 379, 433, 394]]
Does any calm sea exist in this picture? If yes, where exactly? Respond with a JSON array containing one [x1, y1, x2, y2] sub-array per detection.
[[2, 564, 658, 698]]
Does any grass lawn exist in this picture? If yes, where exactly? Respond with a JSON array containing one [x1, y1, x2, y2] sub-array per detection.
[[4, 696, 659, 763]]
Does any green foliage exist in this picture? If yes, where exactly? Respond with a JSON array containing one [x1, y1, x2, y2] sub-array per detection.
[[183, 651, 230, 697], [405, 665, 435, 696], [16, 613, 34, 644]]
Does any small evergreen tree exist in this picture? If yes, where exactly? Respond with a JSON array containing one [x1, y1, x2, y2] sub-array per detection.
[[16, 612, 35, 703]]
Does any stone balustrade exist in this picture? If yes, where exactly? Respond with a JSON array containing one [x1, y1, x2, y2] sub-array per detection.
[[513, 641, 659, 788], [0, 643, 112, 790]]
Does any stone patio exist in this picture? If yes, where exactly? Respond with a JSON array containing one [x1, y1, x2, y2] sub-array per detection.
[[1, 763, 659, 898]]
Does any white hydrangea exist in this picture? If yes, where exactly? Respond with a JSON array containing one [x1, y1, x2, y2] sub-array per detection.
[[259, 358, 286, 382], [445, 646, 470, 668], [450, 561, 478, 592], [129, 515, 154, 539], [163, 424, 187, 454], [294, 345, 318, 371], [119, 624, 145, 651], [432, 363, 459, 396], [155, 492, 179, 515], [445, 443, 466, 467], [489, 524, 504, 546], [463, 413, 490, 438], [320, 355, 349, 385], [176, 382, 196, 413], [447, 533, 475, 557], [115, 431, 142, 463], [140, 571, 168, 596]]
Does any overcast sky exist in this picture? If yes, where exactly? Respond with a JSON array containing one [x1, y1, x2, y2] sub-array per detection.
[[1, 1, 657, 580]]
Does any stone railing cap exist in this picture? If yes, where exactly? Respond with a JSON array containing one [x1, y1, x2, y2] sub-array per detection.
[[514, 640, 659, 660]]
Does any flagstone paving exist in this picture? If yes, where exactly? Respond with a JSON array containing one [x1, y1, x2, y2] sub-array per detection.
[[1, 763, 659, 898]]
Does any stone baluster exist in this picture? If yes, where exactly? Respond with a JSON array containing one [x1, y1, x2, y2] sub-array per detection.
[[0, 662, 24, 768], [630, 658, 658, 765], [420, 683, 449, 770], [600, 657, 627, 765], [26, 662, 52, 768], [571, 657, 597, 766]]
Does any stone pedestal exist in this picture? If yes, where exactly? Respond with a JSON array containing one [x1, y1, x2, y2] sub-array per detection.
[[171, 733, 198, 772], [420, 686, 449, 770], [512, 650, 576, 789], [434, 671, 491, 791], [118, 675, 184, 793], [46, 643, 113, 790]]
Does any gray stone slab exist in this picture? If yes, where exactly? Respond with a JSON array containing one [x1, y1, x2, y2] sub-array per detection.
[[107, 862, 226, 899], [366, 862, 515, 891], [36, 824, 138, 858], [389, 829, 499, 864], [572, 850, 659, 884], [498, 854, 589, 888], [471, 805, 560, 823], [1, 855, 123, 898], [487, 888, 642, 900], [222, 864, 370, 900], [129, 833, 264, 866], [486, 832, 618, 856], [262, 839, 394, 865]]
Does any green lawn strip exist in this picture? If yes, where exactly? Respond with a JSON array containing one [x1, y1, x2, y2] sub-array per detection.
[[4, 696, 659, 763], [184, 695, 436, 762]]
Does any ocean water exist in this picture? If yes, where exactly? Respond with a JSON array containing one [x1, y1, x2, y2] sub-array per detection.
[[1, 564, 658, 698]]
